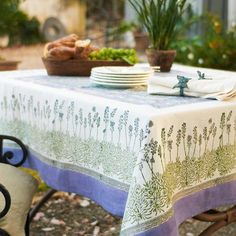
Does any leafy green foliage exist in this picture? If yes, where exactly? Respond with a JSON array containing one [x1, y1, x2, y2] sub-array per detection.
[[89, 48, 139, 64], [172, 14, 236, 71], [0, 0, 20, 35], [109, 21, 137, 37], [0, 0, 42, 45], [128, 0, 188, 50]]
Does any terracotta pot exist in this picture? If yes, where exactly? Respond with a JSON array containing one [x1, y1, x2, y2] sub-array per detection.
[[133, 32, 149, 52], [0, 61, 20, 71], [145, 49, 176, 72]]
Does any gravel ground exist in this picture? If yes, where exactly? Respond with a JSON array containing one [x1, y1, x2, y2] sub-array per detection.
[[30, 192, 236, 236], [2, 45, 236, 235], [30, 192, 121, 236]]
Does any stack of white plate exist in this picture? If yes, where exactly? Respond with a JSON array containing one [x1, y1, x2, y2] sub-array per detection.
[[90, 66, 153, 88]]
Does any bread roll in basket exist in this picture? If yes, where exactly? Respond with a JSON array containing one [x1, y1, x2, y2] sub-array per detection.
[[42, 34, 130, 76]]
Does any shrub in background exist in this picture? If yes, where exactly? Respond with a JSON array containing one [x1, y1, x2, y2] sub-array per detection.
[[0, 0, 42, 45], [172, 14, 236, 71]]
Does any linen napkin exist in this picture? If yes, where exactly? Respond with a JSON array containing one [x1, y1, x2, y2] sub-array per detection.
[[148, 71, 236, 101]]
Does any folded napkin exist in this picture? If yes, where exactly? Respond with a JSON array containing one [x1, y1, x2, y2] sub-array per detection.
[[148, 71, 236, 101]]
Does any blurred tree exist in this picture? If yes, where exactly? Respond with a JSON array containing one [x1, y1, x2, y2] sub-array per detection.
[[84, 0, 125, 21], [0, 0, 42, 45], [0, 0, 20, 36], [82, 0, 126, 46]]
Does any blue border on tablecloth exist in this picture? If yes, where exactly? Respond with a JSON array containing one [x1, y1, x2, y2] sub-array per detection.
[[5, 147, 236, 236], [5, 147, 128, 218], [136, 180, 236, 236]]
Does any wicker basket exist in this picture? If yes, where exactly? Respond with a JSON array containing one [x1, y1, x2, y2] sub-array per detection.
[[42, 58, 131, 76]]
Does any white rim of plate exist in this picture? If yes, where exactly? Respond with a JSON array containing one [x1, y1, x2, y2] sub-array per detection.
[[91, 72, 152, 79], [93, 82, 146, 89], [91, 80, 147, 87], [91, 66, 153, 75], [90, 75, 149, 81], [90, 77, 148, 84]]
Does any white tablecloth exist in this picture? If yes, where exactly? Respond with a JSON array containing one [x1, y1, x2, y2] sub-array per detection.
[[0, 64, 236, 235]]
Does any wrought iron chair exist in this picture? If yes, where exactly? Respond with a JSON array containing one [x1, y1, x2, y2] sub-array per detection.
[[0, 135, 57, 236], [0, 183, 11, 236], [0, 135, 36, 236]]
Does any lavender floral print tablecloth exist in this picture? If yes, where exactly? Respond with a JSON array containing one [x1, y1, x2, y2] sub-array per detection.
[[0, 65, 236, 235]]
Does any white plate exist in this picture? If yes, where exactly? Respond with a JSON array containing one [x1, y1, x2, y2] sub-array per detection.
[[91, 80, 147, 88], [91, 75, 149, 82], [91, 66, 153, 75], [91, 77, 148, 84], [91, 71, 152, 78]]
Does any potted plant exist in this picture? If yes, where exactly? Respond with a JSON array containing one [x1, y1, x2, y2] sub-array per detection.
[[0, 57, 20, 71], [132, 17, 150, 52], [128, 0, 187, 72], [0, 38, 20, 71]]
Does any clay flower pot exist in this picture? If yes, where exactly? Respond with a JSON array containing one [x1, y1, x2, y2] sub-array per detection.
[[146, 49, 176, 72], [133, 31, 149, 52], [0, 60, 20, 71]]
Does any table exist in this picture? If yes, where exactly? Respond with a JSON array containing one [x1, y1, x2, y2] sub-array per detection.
[[0, 64, 236, 236]]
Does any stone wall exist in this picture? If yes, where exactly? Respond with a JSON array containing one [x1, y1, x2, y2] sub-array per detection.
[[228, 0, 236, 27], [20, 0, 86, 36]]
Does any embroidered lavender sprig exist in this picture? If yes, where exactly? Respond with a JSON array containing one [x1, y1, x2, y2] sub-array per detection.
[[197, 71, 212, 80]]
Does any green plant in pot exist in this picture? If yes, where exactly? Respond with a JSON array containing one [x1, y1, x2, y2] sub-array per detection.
[[128, 0, 187, 72]]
